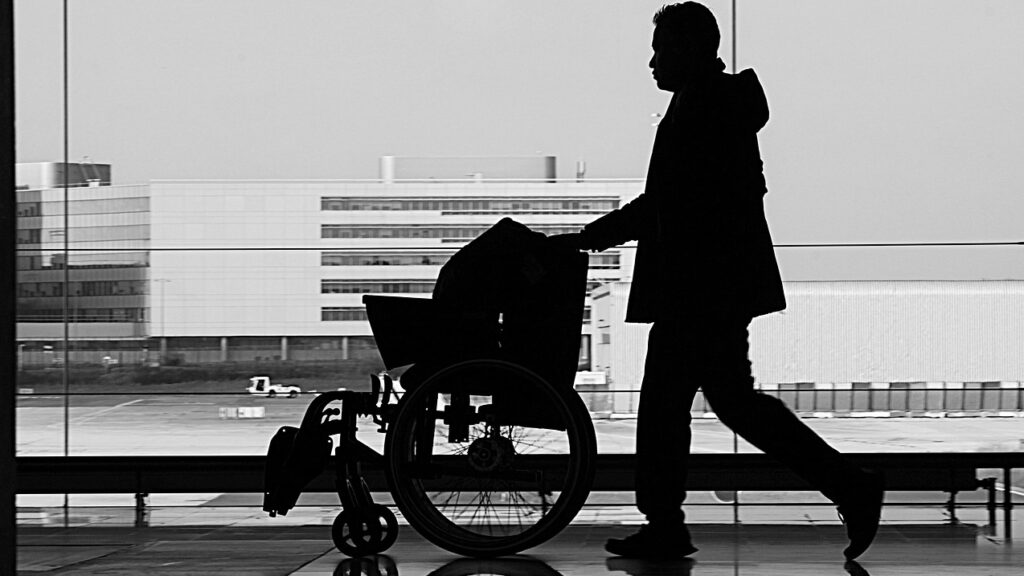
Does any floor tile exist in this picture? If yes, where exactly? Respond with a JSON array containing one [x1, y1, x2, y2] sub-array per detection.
[[16, 505, 1024, 576]]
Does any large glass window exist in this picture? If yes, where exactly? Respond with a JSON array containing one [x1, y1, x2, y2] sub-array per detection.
[[12, 0, 1023, 511]]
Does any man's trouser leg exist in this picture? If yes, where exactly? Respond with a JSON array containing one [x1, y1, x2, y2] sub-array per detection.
[[635, 321, 701, 522], [698, 317, 865, 504]]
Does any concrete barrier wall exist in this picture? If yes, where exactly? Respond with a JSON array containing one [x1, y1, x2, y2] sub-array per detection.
[[648, 381, 1024, 419], [601, 381, 1024, 418]]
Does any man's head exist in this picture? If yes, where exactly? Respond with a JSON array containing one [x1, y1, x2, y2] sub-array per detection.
[[649, 2, 721, 92]]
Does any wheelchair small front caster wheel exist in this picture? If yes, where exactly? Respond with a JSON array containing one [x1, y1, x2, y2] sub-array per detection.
[[332, 505, 399, 557], [369, 504, 399, 553]]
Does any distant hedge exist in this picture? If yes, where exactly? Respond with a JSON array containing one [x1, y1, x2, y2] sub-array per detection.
[[16, 359, 387, 390]]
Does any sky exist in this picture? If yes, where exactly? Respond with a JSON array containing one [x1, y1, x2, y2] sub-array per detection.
[[14, 0, 1024, 280]]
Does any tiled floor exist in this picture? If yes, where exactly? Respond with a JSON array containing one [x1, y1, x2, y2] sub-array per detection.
[[16, 499, 1024, 575]]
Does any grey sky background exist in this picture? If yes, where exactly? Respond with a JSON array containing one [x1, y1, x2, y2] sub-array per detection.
[[14, 1, 1024, 279]]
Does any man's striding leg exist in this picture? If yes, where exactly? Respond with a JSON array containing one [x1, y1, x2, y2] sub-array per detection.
[[606, 320, 701, 558], [699, 317, 885, 559]]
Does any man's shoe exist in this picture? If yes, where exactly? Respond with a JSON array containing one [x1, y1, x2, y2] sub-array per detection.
[[838, 469, 885, 560], [844, 560, 870, 576], [605, 523, 698, 559]]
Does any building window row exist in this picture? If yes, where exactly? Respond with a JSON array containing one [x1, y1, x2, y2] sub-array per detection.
[[17, 229, 41, 244], [16, 253, 150, 271], [16, 225, 149, 244], [321, 197, 618, 214], [17, 307, 147, 323], [16, 197, 149, 217], [321, 280, 435, 294], [17, 256, 44, 271], [321, 250, 619, 270], [589, 254, 620, 270], [322, 252, 453, 267], [322, 225, 583, 241], [18, 280, 148, 298], [321, 306, 590, 325], [325, 280, 601, 299], [321, 306, 589, 326], [321, 307, 370, 321], [17, 202, 41, 217]]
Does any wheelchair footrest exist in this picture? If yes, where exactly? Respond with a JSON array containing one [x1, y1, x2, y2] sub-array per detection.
[[263, 425, 333, 516]]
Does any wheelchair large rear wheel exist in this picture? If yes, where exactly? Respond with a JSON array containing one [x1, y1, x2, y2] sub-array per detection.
[[384, 359, 596, 557]]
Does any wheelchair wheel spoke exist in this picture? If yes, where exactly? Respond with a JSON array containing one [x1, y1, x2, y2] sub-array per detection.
[[385, 360, 595, 557]]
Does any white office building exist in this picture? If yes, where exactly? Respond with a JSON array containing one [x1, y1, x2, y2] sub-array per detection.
[[149, 177, 642, 364], [16, 158, 644, 366]]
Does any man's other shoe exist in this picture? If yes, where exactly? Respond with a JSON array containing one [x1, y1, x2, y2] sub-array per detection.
[[605, 522, 698, 559], [838, 469, 885, 560]]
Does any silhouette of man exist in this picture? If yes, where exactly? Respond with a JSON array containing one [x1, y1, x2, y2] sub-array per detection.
[[551, 2, 884, 560]]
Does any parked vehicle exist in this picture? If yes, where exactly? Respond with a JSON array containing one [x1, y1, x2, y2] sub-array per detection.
[[247, 376, 301, 398]]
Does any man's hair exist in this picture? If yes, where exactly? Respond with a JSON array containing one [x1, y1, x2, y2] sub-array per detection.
[[653, 2, 720, 58]]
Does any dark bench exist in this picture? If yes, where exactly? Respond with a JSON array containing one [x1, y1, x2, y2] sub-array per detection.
[[15, 452, 1022, 536]]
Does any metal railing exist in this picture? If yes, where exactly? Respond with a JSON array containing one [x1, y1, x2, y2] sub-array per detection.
[[14, 452, 1024, 539]]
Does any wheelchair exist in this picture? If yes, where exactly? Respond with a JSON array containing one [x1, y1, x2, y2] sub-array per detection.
[[263, 237, 597, 558]]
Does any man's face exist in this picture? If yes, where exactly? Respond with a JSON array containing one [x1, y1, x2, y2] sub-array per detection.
[[649, 27, 698, 92]]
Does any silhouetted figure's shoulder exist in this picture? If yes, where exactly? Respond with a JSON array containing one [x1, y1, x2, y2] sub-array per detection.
[[674, 68, 769, 135], [720, 68, 770, 130]]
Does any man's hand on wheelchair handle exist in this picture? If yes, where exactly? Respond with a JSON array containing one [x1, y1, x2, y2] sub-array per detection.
[[549, 232, 595, 253]]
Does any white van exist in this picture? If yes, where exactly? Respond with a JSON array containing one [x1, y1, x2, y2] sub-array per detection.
[[247, 376, 301, 398]]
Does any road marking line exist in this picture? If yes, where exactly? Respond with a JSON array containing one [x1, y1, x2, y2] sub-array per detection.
[[70, 399, 145, 424], [995, 484, 1024, 498]]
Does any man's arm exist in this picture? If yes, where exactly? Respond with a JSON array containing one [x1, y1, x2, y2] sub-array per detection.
[[548, 194, 651, 252], [577, 193, 651, 251]]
